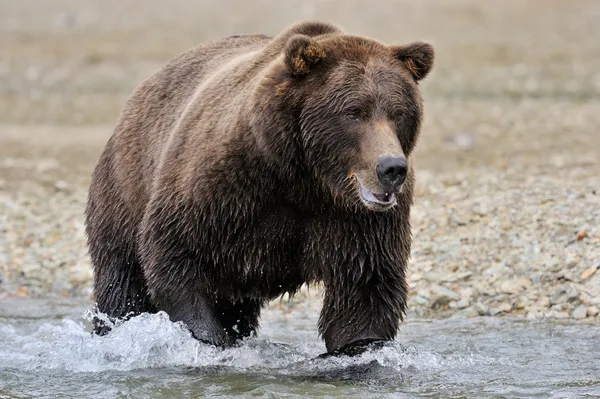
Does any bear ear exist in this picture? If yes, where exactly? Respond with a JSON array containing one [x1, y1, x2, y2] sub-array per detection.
[[284, 34, 326, 77], [390, 42, 434, 81]]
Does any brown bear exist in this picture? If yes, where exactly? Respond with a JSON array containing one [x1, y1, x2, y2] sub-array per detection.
[[85, 20, 434, 355]]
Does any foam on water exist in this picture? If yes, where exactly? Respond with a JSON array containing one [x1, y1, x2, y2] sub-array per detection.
[[0, 311, 311, 373], [0, 307, 503, 379], [1, 299, 599, 398]]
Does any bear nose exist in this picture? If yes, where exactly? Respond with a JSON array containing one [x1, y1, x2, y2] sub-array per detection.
[[376, 156, 408, 189]]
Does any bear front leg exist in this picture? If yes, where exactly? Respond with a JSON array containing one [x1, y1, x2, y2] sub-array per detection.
[[138, 201, 229, 346], [215, 297, 263, 342], [318, 267, 408, 354], [149, 273, 228, 346]]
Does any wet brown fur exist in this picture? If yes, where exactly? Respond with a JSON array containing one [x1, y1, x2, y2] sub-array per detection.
[[85, 21, 434, 353]]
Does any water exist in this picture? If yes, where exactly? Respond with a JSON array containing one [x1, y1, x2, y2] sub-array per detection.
[[0, 298, 599, 399]]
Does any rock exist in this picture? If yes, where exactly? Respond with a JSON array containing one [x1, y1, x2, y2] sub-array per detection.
[[551, 303, 565, 311], [547, 259, 564, 273], [499, 278, 532, 294], [445, 271, 473, 283], [490, 303, 512, 316], [580, 267, 597, 281], [562, 269, 579, 282], [54, 180, 70, 192], [572, 305, 588, 319], [587, 306, 599, 317], [580, 292, 593, 305], [474, 302, 489, 316], [490, 293, 508, 302], [482, 263, 513, 279], [550, 284, 580, 305], [472, 203, 489, 217], [423, 271, 472, 283], [514, 297, 530, 309], [412, 295, 429, 305], [527, 309, 544, 319], [565, 252, 581, 267], [458, 287, 475, 299], [551, 311, 571, 319], [409, 272, 423, 283], [68, 263, 93, 285], [414, 287, 431, 299], [458, 306, 480, 318], [472, 281, 496, 296], [35, 158, 60, 172], [429, 284, 461, 308], [576, 231, 588, 241], [449, 213, 472, 227], [455, 298, 471, 309], [538, 297, 551, 308], [449, 132, 475, 148]]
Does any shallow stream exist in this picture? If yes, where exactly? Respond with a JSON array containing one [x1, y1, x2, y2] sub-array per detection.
[[1, 298, 599, 398]]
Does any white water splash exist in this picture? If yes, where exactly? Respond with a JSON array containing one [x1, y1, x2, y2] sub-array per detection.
[[1, 301, 599, 398], [0, 311, 321, 373], [0, 308, 498, 376]]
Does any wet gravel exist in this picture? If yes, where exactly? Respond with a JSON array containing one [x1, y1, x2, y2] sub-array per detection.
[[1, 0, 599, 322]]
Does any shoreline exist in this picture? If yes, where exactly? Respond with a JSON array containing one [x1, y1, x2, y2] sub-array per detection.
[[1, 0, 599, 322], [2, 127, 598, 321]]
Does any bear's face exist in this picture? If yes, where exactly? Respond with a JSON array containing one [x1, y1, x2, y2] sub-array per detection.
[[257, 34, 434, 212]]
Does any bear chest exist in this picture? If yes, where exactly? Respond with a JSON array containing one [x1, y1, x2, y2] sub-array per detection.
[[210, 206, 307, 300]]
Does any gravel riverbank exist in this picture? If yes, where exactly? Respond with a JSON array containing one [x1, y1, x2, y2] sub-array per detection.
[[1, 0, 599, 322]]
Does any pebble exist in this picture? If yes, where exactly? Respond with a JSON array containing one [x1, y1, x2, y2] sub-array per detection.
[[550, 284, 580, 305], [449, 213, 472, 227], [552, 311, 571, 319], [457, 287, 475, 299], [580, 267, 597, 281], [412, 295, 429, 305], [490, 303, 512, 316], [449, 132, 475, 148], [527, 310, 543, 319], [54, 180, 70, 192], [68, 264, 93, 285], [429, 284, 461, 308], [458, 306, 480, 318], [455, 299, 471, 309], [499, 278, 532, 294], [474, 302, 489, 316], [572, 305, 588, 319], [538, 297, 551, 308], [423, 271, 471, 283], [587, 306, 599, 317], [514, 297, 529, 309], [482, 264, 513, 278]]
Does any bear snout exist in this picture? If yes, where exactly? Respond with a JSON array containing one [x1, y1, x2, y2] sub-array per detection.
[[351, 154, 408, 211], [376, 155, 407, 191]]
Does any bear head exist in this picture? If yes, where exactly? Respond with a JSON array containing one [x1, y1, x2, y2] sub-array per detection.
[[252, 27, 434, 212]]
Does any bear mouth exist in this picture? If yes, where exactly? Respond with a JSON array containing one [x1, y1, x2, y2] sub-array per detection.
[[355, 177, 397, 209]]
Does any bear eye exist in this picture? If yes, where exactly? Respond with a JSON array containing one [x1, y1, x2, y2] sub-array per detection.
[[345, 109, 362, 122]]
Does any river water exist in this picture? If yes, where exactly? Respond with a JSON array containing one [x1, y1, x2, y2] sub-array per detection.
[[0, 297, 598, 398]]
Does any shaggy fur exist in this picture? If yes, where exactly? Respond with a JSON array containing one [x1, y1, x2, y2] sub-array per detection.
[[85, 20, 434, 354]]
